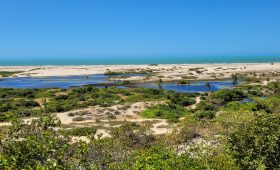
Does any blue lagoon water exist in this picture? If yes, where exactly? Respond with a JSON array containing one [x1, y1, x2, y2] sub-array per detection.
[[0, 74, 234, 92], [139, 81, 233, 93], [0, 75, 113, 89], [0, 56, 279, 66]]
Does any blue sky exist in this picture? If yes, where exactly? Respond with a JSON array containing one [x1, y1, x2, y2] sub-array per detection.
[[0, 0, 280, 58]]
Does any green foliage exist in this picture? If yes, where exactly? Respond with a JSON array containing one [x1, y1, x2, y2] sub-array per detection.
[[14, 99, 40, 107], [229, 113, 280, 169], [0, 88, 41, 98], [187, 147, 240, 170], [131, 146, 192, 169], [112, 123, 155, 148], [0, 86, 197, 122], [0, 71, 23, 77], [140, 104, 189, 122], [196, 101, 218, 111], [125, 88, 165, 102], [0, 98, 41, 121], [0, 115, 71, 169], [224, 101, 258, 112], [176, 116, 201, 143], [60, 127, 97, 136], [0, 83, 279, 169], [216, 103, 256, 132], [194, 101, 218, 120], [90, 91, 122, 107], [254, 96, 280, 113], [195, 110, 216, 120], [267, 82, 280, 95], [167, 92, 195, 106], [213, 89, 246, 104]]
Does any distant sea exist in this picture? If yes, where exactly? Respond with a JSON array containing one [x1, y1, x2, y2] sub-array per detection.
[[0, 56, 279, 66]]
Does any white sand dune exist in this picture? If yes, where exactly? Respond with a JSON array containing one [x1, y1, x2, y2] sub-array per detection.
[[1, 63, 279, 82]]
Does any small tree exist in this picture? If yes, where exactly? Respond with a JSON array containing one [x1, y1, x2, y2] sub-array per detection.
[[205, 82, 211, 92], [187, 81, 191, 93], [194, 78, 197, 92], [158, 78, 163, 91], [176, 82, 180, 92], [231, 74, 238, 87]]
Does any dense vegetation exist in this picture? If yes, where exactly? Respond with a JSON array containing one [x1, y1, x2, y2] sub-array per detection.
[[0, 81, 280, 169], [0, 86, 195, 122], [140, 103, 189, 122]]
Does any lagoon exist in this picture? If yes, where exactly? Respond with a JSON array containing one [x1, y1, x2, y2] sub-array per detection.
[[0, 74, 234, 92]]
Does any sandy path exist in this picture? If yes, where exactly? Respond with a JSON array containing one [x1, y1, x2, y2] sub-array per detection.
[[151, 120, 171, 135], [188, 97, 201, 110], [94, 129, 111, 138]]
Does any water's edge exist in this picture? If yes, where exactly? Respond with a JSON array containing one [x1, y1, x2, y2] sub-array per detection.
[[0, 56, 279, 66]]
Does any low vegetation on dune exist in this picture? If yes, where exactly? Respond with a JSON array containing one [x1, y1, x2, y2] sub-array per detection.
[[0, 81, 280, 169], [0, 71, 23, 77], [104, 70, 152, 76], [0, 86, 195, 122], [60, 127, 97, 136]]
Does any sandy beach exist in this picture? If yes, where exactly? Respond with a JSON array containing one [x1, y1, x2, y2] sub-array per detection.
[[0, 63, 280, 82]]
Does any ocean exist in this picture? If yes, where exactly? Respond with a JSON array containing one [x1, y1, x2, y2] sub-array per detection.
[[0, 56, 279, 66]]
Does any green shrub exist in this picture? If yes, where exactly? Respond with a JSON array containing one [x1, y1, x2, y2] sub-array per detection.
[[112, 123, 155, 148], [61, 127, 96, 136], [168, 93, 195, 106], [196, 101, 218, 111], [140, 104, 189, 122], [131, 146, 192, 169], [14, 99, 40, 107], [0, 71, 23, 77], [229, 113, 280, 169], [224, 101, 257, 112], [214, 89, 246, 104], [195, 110, 216, 120]]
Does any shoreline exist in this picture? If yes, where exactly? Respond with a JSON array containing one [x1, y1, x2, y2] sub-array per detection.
[[0, 63, 280, 82], [0, 62, 279, 67]]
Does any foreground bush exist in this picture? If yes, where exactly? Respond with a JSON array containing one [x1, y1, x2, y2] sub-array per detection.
[[229, 113, 280, 169], [0, 116, 71, 169]]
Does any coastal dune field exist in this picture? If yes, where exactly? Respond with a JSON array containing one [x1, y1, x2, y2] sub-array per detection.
[[0, 63, 280, 170], [0, 63, 280, 82], [1, 64, 280, 168], [2, 0, 280, 168]]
